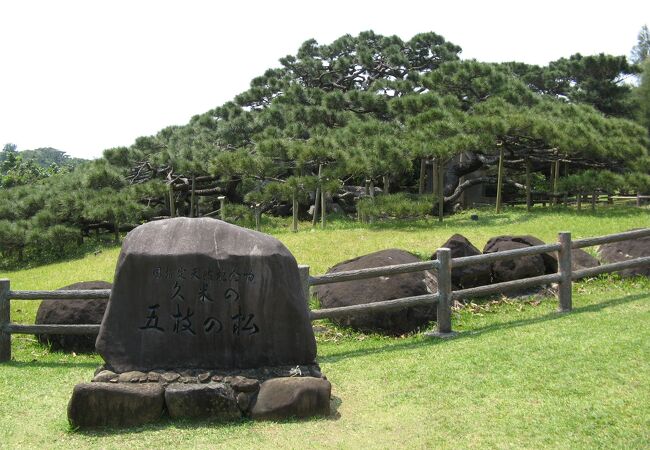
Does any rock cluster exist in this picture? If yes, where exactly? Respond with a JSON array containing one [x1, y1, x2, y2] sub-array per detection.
[[68, 365, 330, 428]]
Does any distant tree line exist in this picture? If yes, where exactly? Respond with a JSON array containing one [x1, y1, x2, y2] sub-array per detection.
[[1, 28, 649, 268]]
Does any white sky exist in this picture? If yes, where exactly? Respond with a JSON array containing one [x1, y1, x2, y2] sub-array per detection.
[[1, 0, 649, 160]]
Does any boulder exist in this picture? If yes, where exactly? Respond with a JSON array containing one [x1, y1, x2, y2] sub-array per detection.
[[250, 377, 331, 420], [314, 249, 437, 335], [571, 248, 600, 271], [431, 234, 491, 290], [35, 281, 111, 352], [67, 382, 164, 429], [483, 236, 547, 283], [484, 235, 558, 274], [164, 383, 241, 420], [598, 233, 650, 277], [95, 218, 316, 372]]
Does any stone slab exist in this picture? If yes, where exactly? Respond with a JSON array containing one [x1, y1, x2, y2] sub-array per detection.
[[96, 218, 316, 372], [67, 382, 164, 429]]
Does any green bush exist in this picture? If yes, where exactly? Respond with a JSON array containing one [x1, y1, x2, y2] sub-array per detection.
[[357, 193, 433, 219]]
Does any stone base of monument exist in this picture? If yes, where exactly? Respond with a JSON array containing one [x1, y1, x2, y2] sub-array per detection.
[[68, 364, 331, 429]]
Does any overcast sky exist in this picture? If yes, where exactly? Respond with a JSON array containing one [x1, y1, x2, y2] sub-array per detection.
[[1, 0, 648, 160]]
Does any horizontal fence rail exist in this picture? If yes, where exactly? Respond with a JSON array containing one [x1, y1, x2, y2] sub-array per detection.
[[309, 260, 439, 286], [9, 289, 111, 300], [1, 227, 649, 362]]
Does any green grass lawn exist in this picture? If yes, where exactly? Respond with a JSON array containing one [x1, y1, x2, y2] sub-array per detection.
[[0, 205, 649, 448]]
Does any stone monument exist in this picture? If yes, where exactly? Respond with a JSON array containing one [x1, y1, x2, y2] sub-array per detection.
[[68, 218, 331, 429]]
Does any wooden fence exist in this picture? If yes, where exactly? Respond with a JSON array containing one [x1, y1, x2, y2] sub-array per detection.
[[1, 228, 649, 361]]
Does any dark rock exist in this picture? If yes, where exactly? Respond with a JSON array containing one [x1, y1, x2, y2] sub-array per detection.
[[92, 370, 117, 383], [164, 383, 241, 421], [96, 218, 317, 372], [314, 249, 437, 335], [35, 281, 111, 352], [571, 248, 600, 271], [432, 234, 491, 290], [483, 236, 549, 283], [598, 233, 650, 277], [485, 235, 558, 274], [67, 382, 164, 429], [228, 376, 260, 393], [251, 377, 331, 420], [236, 392, 252, 412]]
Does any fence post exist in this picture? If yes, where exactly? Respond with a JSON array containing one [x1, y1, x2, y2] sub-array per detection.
[[298, 265, 310, 305], [0, 279, 10, 362], [558, 232, 573, 312], [432, 248, 454, 337]]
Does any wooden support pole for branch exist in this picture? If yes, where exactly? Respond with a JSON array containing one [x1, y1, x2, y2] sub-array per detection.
[[437, 159, 445, 222], [525, 156, 532, 212], [298, 265, 310, 305], [418, 158, 427, 195], [190, 175, 196, 218], [369, 179, 375, 224], [591, 190, 597, 211], [553, 159, 560, 206], [0, 279, 10, 362], [383, 175, 390, 194], [558, 232, 573, 312], [169, 184, 176, 218], [312, 186, 320, 226], [576, 191, 582, 211], [496, 147, 504, 214], [218, 196, 226, 221], [254, 204, 261, 231], [292, 190, 298, 233], [320, 189, 326, 229]]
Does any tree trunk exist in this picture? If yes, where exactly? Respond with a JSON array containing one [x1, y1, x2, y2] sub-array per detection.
[[496, 147, 505, 214], [114, 221, 120, 244], [383, 174, 390, 194], [525, 156, 532, 212]]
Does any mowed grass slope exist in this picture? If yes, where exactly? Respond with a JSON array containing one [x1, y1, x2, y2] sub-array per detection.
[[0, 206, 649, 449]]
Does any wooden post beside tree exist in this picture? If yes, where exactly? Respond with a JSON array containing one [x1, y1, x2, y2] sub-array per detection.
[[190, 175, 196, 218], [292, 189, 298, 233], [495, 145, 505, 214], [218, 196, 226, 221], [168, 184, 176, 218], [525, 156, 532, 212], [437, 159, 445, 222]]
